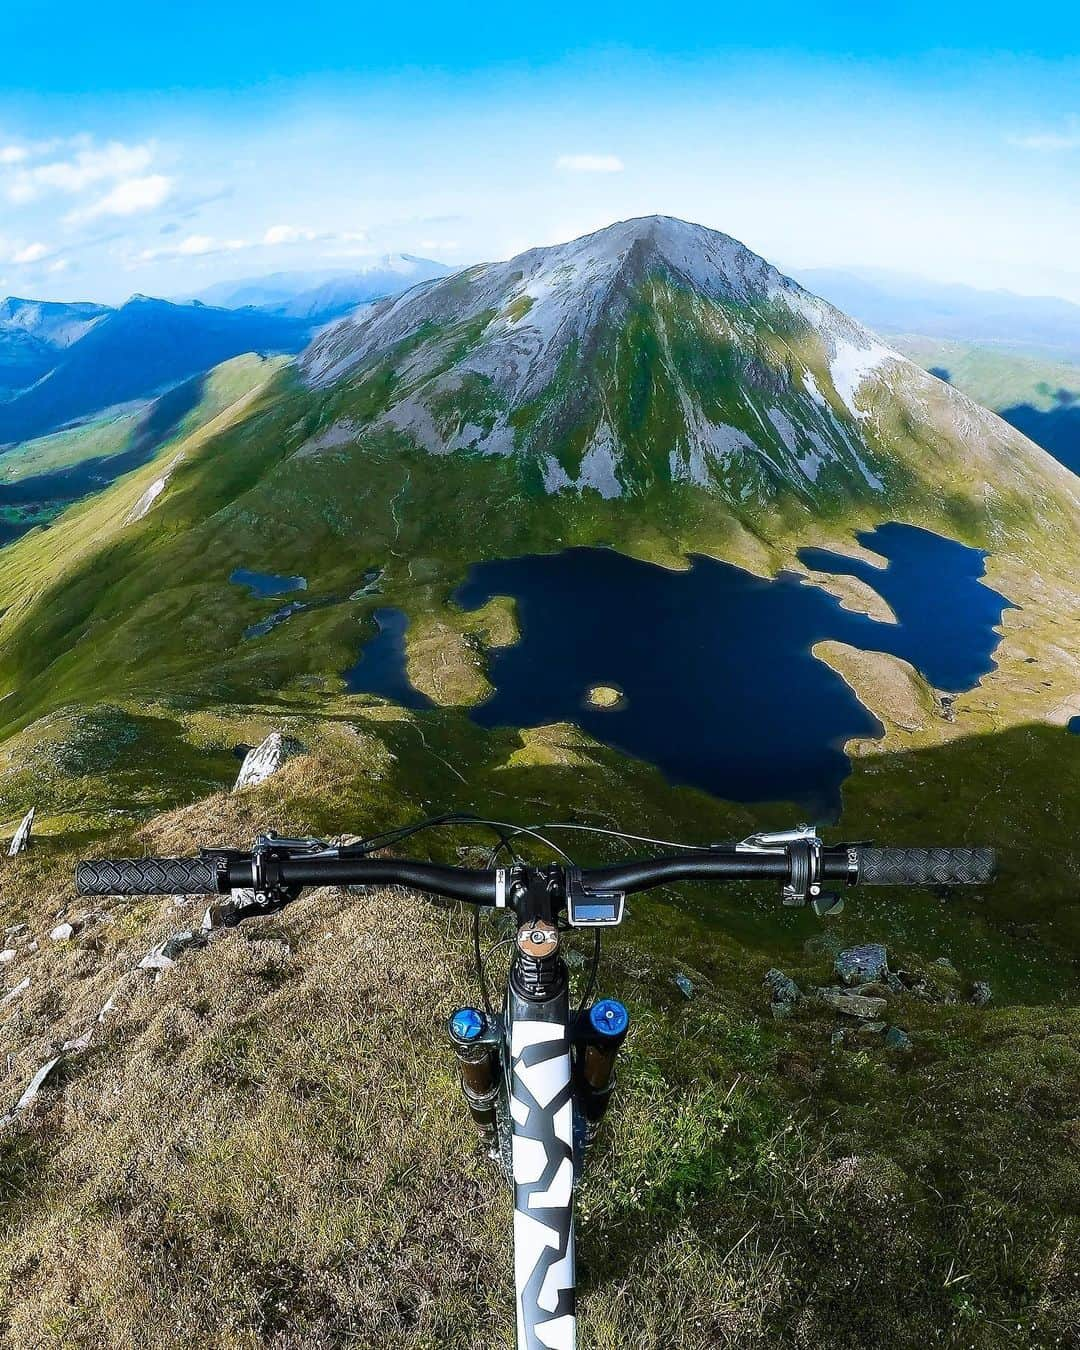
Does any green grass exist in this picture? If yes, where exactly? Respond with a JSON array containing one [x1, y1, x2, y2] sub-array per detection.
[[0, 754, 1076, 1347], [890, 335, 1080, 413]]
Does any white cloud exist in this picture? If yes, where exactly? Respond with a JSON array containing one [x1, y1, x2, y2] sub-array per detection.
[[263, 224, 317, 245], [8, 140, 155, 203], [177, 234, 217, 256], [12, 242, 49, 264], [555, 154, 624, 173], [1008, 121, 1080, 151], [137, 233, 249, 262], [0, 145, 28, 165], [71, 174, 173, 222], [48, 258, 71, 274]]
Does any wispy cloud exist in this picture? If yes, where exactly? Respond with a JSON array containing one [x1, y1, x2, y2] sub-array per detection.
[[263, 224, 317, 245], [70, 174, 174, 223], [134, 223, 369, 265], [6, 139, 156, 203], [1008, 120, 1080, 151], [555, 153, 624, 173], [12, 242, 49, 264], [137, 232, 247, 262]]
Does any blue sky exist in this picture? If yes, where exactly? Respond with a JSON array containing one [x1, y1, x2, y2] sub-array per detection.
[[1, 1, 1078, 304]]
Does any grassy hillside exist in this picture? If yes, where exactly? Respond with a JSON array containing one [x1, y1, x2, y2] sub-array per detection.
[[0, 355, 288, 487], [0, 223, 1077, 1347], [0, 737, 1076, 1348], [890, 335, 1080, 476]]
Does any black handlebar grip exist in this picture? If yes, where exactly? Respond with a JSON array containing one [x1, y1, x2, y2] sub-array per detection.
[[856, 846, 996, 887], [76, 857, 222, 897]]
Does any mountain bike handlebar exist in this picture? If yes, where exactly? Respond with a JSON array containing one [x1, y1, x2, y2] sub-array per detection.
[[75, 843, 996, 900]]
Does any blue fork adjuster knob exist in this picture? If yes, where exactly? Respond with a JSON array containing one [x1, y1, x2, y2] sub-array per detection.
[[588, 998, 629, 1039], [449, 1007, 486, 1044]]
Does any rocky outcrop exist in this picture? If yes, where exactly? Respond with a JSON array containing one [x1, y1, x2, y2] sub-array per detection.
[[8, 807, 34, 856], [811, 987, 889, 1020], [834, 944, 889, 987], [233, 732, 301, 791]]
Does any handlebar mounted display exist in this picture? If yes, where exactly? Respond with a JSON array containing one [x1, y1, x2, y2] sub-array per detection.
[[565, 867, 626, 927]]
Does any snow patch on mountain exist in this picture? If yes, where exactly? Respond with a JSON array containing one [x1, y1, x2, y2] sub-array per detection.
[[829, 338, 897, 421], [126, 454, 183, 523]]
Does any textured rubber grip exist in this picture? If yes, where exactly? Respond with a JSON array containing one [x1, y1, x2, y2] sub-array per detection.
[[856, 846, 995, 886], [76, 857, 222, 897]]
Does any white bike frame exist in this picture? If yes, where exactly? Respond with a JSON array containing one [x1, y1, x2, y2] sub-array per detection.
[[506, 984, 578, 1350]]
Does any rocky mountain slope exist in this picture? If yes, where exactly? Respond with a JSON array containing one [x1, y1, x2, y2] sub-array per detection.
[[300, 216, 1075, 543]]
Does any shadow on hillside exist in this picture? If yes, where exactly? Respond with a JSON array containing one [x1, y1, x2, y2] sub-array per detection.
[[0, 372, 208, 547], [1000, 402, 1080, 476]]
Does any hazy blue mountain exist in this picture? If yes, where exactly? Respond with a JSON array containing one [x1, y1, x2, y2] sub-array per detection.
[[795, 267, 1080, 362], [187, 255, 453, 323], [0, 297, 112, 400], [0, 296, 308, 445]]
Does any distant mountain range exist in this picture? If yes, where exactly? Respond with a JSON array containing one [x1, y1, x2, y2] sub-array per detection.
[[0, 296, 309, 446], [0, 255, 453, 446], [185, 254, 453, 322], [795, 266, 1080, 363], [0, 297, 112, 400]]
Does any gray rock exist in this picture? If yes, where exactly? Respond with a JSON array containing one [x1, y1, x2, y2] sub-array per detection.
[[233, 732, 301, 791], [0, 976, 30, 1007], [50, 922, 77, 942], [7, 807, 34, 857], [0, 950, 16, 966], [771, 1000, 795, 1020], [830, 1029, 846, 1047], [565, 949, 586, 971], [4, 924, 27, 939], [764, 968, 801, 1004], [812, 987, 889, 1020], [933, 956, 956, 971], [674, 973, 694, 999], [970, 981, 993, 1008], [161, 930, 205, 962], [138, 929, 206, 973], [834, 944, 889, 987], [884, 1026, 913, 1051], [856, 1021, 888, 1038], [15, 1055, 62, 1110]]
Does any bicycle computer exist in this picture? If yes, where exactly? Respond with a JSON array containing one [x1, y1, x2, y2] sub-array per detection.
[[566, 870, 625, 927]]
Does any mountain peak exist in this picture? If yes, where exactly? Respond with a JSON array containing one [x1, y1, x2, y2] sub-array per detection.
[[304, 214, 801, 397]]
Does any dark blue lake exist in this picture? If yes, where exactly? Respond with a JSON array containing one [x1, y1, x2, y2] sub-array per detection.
[[229, 568, 308, 598], [441, 524, 1012, 816], [344, 608, 434, 711]]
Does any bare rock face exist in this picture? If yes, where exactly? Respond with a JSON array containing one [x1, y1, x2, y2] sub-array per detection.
[[812, 987, 889, 1020], [835, 944, 889, 987], [8, 807, 34, 856], [233, 732, 301, 792]]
